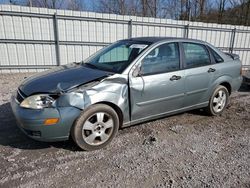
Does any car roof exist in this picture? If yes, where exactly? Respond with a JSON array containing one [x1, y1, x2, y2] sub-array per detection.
[[124, 37, 204, 44]]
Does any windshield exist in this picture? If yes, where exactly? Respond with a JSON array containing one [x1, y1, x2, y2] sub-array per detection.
[[83, 40, 151, 73]]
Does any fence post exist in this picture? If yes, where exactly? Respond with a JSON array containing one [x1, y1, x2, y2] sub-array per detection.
[[128, 19, 133, 38], [184, 24, 189, 38], [229, 28, 236, 53], [53, 13, 61, 66]]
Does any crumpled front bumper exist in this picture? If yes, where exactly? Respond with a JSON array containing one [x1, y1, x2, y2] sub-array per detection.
[[10, 94, 81, 142]]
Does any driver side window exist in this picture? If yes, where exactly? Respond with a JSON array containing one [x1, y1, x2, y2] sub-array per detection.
[[141, 43, 180, 75]]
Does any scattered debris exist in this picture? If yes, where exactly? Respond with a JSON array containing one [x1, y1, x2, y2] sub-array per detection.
[[143, 135, 157, 145], [7, 158, 15, 162], [169, 125, 184, 134]]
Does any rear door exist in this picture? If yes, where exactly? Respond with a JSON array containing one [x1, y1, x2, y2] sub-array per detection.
[[182, 42, 216, 107], [129, 42, 185, 122]]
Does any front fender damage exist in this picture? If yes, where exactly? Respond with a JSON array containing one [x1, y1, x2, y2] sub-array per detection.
[[55, 74, 130, 125], [56, 92, 85, 109]]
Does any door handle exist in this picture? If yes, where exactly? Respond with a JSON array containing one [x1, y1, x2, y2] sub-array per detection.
[[208, 68, 216, 73], [170, 75, 181, 81]]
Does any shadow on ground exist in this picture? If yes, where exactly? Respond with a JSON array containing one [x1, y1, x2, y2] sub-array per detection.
[[239, 82, 250, 92], [0, 102, 79, 151]]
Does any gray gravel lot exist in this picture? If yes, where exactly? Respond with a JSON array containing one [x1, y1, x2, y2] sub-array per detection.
[[0, 73, 250, 188]]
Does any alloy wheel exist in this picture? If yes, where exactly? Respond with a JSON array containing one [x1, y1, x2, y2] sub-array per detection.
[[212, 90, 227, 113], [82, 112, 114, 146]]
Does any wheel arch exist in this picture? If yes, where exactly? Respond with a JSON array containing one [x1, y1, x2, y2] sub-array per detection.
[[219, 81, 232, 95], [211, 75, 233, 97]]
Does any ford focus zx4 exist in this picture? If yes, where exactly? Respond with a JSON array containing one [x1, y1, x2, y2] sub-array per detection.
[[11, 37, 243, 151]]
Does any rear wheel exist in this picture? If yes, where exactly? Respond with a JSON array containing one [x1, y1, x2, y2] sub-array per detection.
[[205, 85, 229, 116], [72, 104, 119, 151]]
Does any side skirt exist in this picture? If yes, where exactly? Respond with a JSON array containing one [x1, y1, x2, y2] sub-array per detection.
[[122, 102, 209, 128]]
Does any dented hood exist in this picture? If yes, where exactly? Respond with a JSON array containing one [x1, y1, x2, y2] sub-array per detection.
[[19, 64, 111, 96]]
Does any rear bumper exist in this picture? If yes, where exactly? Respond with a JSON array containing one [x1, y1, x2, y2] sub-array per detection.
[[10, 94, 81, 142], [232, 76, 243, 91]]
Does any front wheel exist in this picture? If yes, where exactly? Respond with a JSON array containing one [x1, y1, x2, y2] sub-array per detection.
[[205, 85, 229, 116], [71, 104, 119, 151]]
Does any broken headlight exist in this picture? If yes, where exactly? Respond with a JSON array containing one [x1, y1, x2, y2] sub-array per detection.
[[20, 94, 56, 109]]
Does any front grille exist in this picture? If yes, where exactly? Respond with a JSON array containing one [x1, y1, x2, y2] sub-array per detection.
[[16, 89, 26, 103]]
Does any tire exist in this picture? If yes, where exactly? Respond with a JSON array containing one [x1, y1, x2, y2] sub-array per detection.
[[205, 85, 229, 116], [71, 104, 119, 151]]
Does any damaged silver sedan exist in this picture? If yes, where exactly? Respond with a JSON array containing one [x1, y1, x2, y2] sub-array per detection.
[[11, 37, 242, 150]]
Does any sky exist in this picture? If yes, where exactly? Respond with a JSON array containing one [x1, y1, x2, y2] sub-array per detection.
[[0, 0, 96, 11]]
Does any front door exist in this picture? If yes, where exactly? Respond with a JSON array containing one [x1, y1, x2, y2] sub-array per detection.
[[129, 42, 185, 122]]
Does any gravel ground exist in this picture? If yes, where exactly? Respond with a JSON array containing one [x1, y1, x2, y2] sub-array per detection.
[[0, 73, 250, 188]]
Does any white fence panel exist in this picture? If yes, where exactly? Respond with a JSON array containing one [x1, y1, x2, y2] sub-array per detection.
[[0, 5, 250, 73]]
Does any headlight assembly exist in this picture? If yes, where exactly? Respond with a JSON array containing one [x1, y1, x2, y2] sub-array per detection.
[[20, 94, 56, 109]]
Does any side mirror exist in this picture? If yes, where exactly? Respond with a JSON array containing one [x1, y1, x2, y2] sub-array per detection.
[[132, 64, 143, 77]]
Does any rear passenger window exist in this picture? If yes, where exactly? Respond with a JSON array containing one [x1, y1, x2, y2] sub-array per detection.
[[208, 47, 224, 63], [183, 43, 211, 68], [141, 43, 180, 75]]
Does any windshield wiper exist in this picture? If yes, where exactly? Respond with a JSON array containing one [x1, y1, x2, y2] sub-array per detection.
[[73, 61, 82, 65], [84, 62, 99, 69], [84, 62, 116, 74]]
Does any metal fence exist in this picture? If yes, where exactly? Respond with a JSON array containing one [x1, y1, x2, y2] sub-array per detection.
[[0, 5, 250, 73]]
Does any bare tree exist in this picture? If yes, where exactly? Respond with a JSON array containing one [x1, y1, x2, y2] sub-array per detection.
[[199, 0, 206, 18], [127, 0, 141, 16], [245, 0, 250, 25], [24, 0, 65, 9], [9, 0, 83, 10], [160, 0, 181, 19], [141, 0, 147, 16], [97, 0, 127, 15], [217, 0, 229, 23], [6, 0, 250, 26], [140, 0, 158, 17], [67, 0, 83, 11]]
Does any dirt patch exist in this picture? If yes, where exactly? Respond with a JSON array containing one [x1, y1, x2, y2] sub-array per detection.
[[0, 73, 250, 187]]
